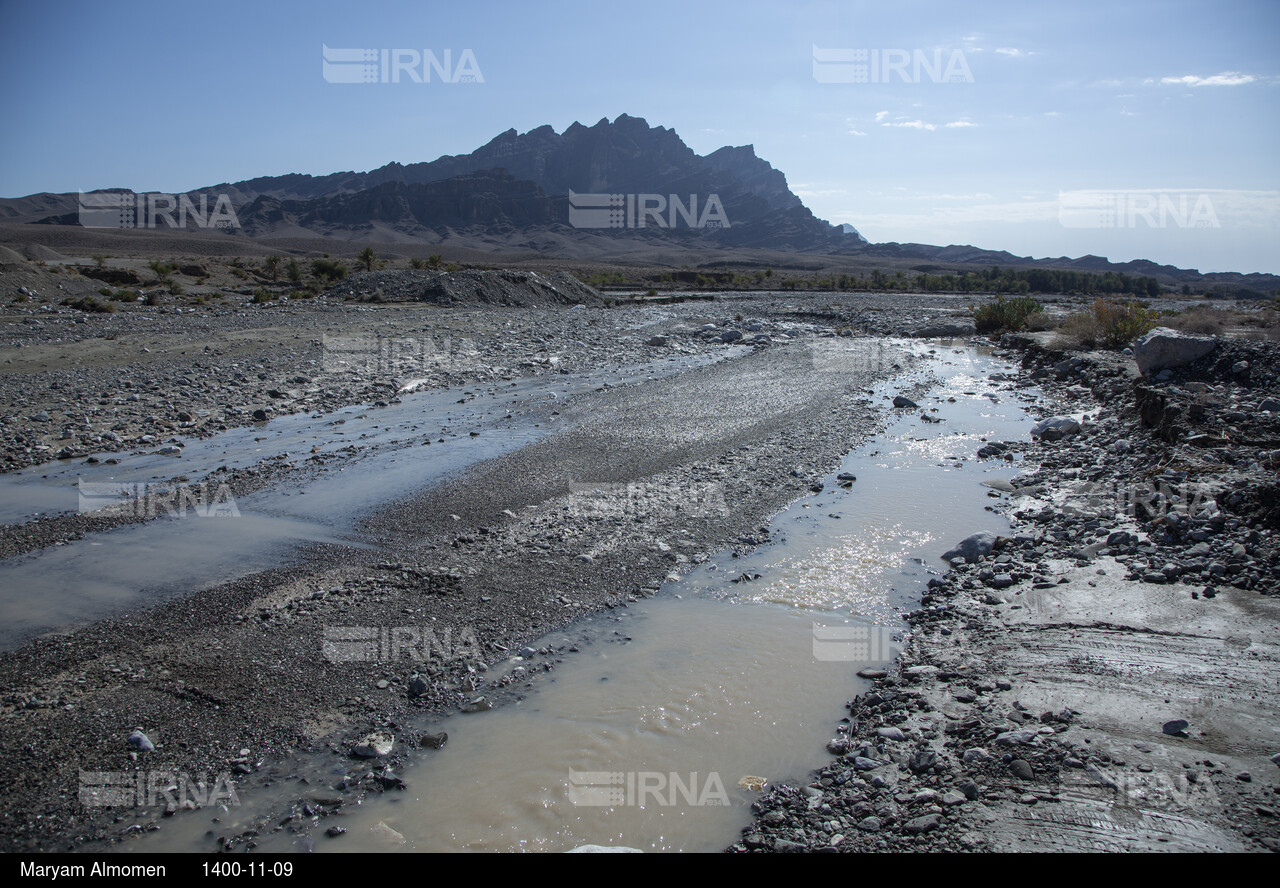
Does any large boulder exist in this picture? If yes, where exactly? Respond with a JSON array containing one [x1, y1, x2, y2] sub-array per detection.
[[942, 532, 997, 564], [1132, 327, 1216, 376], [1031, 416, 1082, 441]]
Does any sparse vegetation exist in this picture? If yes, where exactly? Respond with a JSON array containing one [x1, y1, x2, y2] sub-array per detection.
[[286, 258, 303, 284], [264, 255, 281, 282], [410, 257, 427, 270], [311, 258, 348, 283], [970, 294, 1044, 333], [358, 247, 377, 272], [1055, 298, 1160, 349], [427, 254, 443, 270], [252, 288, 276, 303], [64, 295, 115, 313]]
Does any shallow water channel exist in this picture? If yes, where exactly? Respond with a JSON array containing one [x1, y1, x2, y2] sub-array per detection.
[[0, 351, 737, 649], [121, 342, 1039, 854]]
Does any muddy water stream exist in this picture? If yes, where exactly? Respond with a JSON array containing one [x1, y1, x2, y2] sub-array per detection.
[[126, 343, 1039, 853], [0, 351, 737, 649]]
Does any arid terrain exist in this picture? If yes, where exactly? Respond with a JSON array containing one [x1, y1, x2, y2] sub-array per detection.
[[0, 245, 1277, 853]]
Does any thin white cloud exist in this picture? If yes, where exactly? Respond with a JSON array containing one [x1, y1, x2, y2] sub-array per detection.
[[848, 128, 868, 136], [874, 111, 890, 122], [944, 120, 977, 128], [884, 119, 936, 131], [994, 47, 1028, 57], [1160, 72, 1255, 87]]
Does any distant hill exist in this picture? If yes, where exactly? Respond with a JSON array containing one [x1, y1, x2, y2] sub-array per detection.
[[3, 114, 1276, 290]]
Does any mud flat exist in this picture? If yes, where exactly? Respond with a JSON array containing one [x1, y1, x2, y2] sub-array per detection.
[[734, 332, 1280, 853]]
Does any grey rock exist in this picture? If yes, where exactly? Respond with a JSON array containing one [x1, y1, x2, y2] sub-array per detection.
[[1009, 759, 1035, 780], [893, 396, 918, 409], [1162, 719, 1190, 737], [1031, 416, 1082, 441], [909, 749, 938, 773], [852, 756, 881, 771], [994, 729, 1039, 746], [942, 532, 997, 564], [419, 731, 448, 749], [719, 330, 743, 343], [962, 748, 991, 764], [1133, 327, 1216, 375], [904, 814, 940, 834], [857, 816, 882, 832], [127, 730, 154, 752], [567, 844, 643, 853], [408, 675, 430, 697], [941, 790, 967, 807], [876, 727, 906, 741], [646, 336, 668, 347], [352, 732, 394, 758]]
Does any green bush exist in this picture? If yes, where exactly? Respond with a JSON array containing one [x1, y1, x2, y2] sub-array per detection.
[[1056, 298, 1160, 349], [971, 295, 1043, 332], [252, 288, 275, 304], [311, 258, 348, 283]]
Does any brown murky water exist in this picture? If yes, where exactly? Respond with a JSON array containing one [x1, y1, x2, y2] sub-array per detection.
[[124, 344, 1036, 853]]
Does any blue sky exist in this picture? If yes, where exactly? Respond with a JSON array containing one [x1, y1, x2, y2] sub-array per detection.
[[1, 0, 1277, 273]]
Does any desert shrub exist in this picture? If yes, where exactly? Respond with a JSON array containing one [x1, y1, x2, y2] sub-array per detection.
[[410, 257, 426, 270], [971, 294, 1043, 333], [64, 295, 115, 313], [358, 246, 376, 272], [1161, 305, 1228, 335], [1056, 298, 1159, 349], [311, 258, 348, 283], [252, 288, 275, 303]]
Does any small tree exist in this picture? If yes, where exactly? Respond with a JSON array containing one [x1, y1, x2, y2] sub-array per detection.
[[427, 254, 444, 270], [264, 255, 281, 281], [358, 246, 376, 272], [286, 258, 302, 284]]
